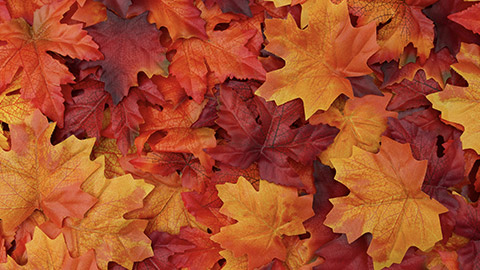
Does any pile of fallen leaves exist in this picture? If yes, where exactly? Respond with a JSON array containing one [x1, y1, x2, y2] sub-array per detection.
[[0, 0, 479, 269]]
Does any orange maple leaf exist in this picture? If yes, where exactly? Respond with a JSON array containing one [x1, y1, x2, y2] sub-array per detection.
[[128, 0, 207, 41], [427, 43, 480, 154], [0, 110, 99, 235], [347, 0, 437, 63], [135, 99, 216, 171], [3, 227, 98, 270], [0, 0, 102, 126], [170, 27, 266, 103], [124, 175, 204, 235], [255, 0, 378, 119], [310, 94, 397, 166], [324, 137, 448, 269], [211, 177, 315, 269], [62, 175, 154, 270]]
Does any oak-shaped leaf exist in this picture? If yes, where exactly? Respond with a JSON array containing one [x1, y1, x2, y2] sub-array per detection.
[[62, 175, 154, 270], [256, 0, 378, 118], [83, 10, 168, 104], [0, 0, 102, 125], [3, 227, 98, 270], [427, 43, 480, 153], [325, 137, 448, 269], [210, 177, 315, 269], [206, 86, 338, 190], [0, 110, 99, 235]]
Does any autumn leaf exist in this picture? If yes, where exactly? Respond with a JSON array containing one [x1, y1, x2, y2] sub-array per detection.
[[423, 0, 480, 54], [0, 110, 99, 234], [62, 175, 154, 270], [256, 0, 378, 118], [135, 99, 216, 171], [83, 10, 168, 104], [169, 27, 266, 103], [91, 137, 134, 179], [207, 0, 252, 17], [427, 43, 480, 153], [123, 176, 203, 235], [207, 86, 338, 190], [3, 227, 98, 270], [448, 2, 480, 35], [0, 0, 102, 125], [347, 0, 436, 63], [128, 0, 207, 41], [325, 137, 448, 269], [385, 70, 442, 111], [211, 177, 314, 269], [310, 94, 396, 166], [0, 72, 34, 125]]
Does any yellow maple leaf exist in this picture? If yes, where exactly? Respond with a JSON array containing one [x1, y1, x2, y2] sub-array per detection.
[[256, 0, 379, 118], [0, 72, 34, 125], [211, 177, 315, 270], [2, 227, 97, 270], [325, 137, 448, 269], [62, 175, 154, 270], [0, 110, 99, 235], [124, 174, 203, 235], [427, 43, 480, 153]]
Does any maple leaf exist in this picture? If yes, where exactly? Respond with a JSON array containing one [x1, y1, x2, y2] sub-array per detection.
[[347, 0, 436, 63], [255, 0, 378, 118], [314, 235, 373, 270], [0, 0, 53, 24], [324, 137, 448, 269], [0, 72, 34, 125], [83, 10, 168, 104], [169, 227, 223, 270], [127, 0, 207, 41], [448, 2, 480, 35], [128, 230, 195, 270], [3, 227, 98, 270], [310, 94, 396, 166], [385, 108, 464, 241], [135, 99, 216, 171], [91, 137, 134, 179], [124, 177, 203, 235], [0, 110, 99, 234], [458, 240, 480, 270], [423, 0, 480, 54], [182, 181, 234, 233], [169, 27, 265, 103], [385, 70, 442, 111], [207, 86, 338, 190], [0, 0, 101, 125], [62, 175, 154, 270], [71, 0, 107, 27], [427, 43, 480, 153], [210, 177, 315, 269], [208, 0, 252, 17], [97, 0, 131, 18]]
